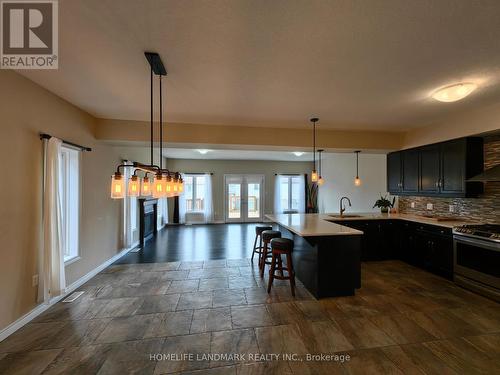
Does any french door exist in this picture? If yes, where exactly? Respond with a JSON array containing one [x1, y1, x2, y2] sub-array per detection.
[[224, 175, 264, 223]]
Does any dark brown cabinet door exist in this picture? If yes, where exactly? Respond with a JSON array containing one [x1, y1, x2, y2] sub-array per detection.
[[440, 139, 465, 195], [387, 152, 401, 193], [419, 144, 440, 193], [402, 149, 419, 193]]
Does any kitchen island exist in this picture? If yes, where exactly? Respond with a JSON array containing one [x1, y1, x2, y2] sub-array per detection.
[[266, 214, 363, 298]]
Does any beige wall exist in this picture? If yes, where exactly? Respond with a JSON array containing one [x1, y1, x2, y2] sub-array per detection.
[[166, 159, 311, 222], [96, 118, 405, 151], [0, 71, 156, 332], [403, 101, 500, 149]]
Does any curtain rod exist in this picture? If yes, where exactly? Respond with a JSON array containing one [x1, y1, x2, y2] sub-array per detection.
[[275, 173, 301, 176], [40, 133, 92, 151], [184, 172, 214, 175]]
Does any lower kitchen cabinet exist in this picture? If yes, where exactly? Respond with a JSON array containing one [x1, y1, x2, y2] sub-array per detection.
[[337, 219, 453, 280]]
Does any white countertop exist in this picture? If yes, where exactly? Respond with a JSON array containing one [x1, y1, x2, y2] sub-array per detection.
[[266, 212, 475, 237], [325, 212, 475, 228], [266, 214, 363, 237]]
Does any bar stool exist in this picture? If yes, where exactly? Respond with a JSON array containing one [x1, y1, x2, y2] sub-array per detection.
[[251, 225, 273, 263], [267, 238, 296, 297], [260, 230, 281, 278]]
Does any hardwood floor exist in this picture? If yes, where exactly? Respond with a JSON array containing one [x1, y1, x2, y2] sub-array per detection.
[[118, 224, 267, 264], [1, 224, 499, 374]]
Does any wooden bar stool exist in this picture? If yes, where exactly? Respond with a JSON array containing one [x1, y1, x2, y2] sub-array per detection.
[[267, 238, 296, 296], [251, 225, 273, 263], [260, 230, 281, 278]]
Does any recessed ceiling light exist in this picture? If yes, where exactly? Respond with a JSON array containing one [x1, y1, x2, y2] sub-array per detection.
[[432, 83, 477, 102], [197, 149, 210, 154], [293, 152, 305, 157]]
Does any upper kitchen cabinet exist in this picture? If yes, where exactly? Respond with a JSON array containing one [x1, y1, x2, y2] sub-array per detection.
[[401, 149, 419, 193], [387, 137, 484, 197], [419, 144, 440, 194], [387, 152, 402, 192]]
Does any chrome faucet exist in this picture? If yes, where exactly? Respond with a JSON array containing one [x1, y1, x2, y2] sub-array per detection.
[[340, 196, 352, 217]]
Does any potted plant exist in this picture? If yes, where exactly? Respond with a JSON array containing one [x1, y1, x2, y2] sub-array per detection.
[[373, 195, 395, 214]]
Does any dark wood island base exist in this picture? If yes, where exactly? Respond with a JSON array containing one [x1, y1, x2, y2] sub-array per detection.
[[278, 224, 362, 299]]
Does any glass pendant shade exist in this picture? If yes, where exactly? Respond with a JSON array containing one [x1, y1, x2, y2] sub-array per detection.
[[128, 175, 140, 197], [141, 176, 152, 196], [178, 178, 184, 193], [110, 173, 125, 199], [354, 176, 362, 186], [318, 176, 324, 185], [311, 170, 318, 182], [152, 175, 166, 198]]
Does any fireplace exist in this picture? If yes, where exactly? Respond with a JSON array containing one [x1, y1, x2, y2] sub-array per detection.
[[139, 198, 158, 247]]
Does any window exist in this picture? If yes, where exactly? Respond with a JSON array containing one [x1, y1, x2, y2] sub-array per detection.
[[59, 146, 80, 263], [184, 175, 206, 212], [280, 175, 302, 212]]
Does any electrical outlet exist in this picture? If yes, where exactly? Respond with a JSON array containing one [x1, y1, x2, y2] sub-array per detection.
[[449, 205, 456, 213], [426, 203, 433, 210], [410, 202, 415, 208], [32, 274, 39, 287]]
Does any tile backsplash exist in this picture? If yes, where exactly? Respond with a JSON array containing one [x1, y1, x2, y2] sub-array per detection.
[[398, 135, 500, 224]]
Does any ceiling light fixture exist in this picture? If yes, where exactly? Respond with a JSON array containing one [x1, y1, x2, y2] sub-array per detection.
[[110, 52, 183, 199], [317, 149, 325, 186], [197, 149, 210, 154], [310, 117, 319, 182], [354, 150, 361, 186], [432, 82, 477, 102], [293, 151, 304, 157]]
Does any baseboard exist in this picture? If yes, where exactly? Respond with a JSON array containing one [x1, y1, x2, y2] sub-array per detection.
[[0, 244, 134, 342]]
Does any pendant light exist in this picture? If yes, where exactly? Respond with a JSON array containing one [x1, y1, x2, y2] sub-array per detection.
[[141, 175, 152, 196], [310, 117, 319, 182], [128, 174, 140, 197], [317, 149, 324, 185], [354, 150, 362, 186], [110, 52, 183, 199]]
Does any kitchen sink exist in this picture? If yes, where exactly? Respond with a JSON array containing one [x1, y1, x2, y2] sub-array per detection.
[[328, 214, 363, 218]]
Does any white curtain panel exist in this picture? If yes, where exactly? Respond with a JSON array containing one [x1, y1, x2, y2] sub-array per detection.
[[274, 175, 284, 214], [298, 174, 306, 214], [38, 137, 65, 303], [204, 173, 214, 223], [178, 174, 187, 224]]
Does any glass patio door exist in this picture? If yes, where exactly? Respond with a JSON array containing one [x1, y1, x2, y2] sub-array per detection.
[[224, 175, 264, 222]]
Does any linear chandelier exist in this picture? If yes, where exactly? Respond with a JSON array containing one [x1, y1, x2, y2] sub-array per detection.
[[110, 52, 183, 199]]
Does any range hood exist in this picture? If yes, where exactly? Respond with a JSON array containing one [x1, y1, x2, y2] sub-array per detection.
[[467, 164, 500, 182]]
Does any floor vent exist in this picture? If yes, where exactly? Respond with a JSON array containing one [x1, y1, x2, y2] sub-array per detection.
[[62, 291, 84, 303]]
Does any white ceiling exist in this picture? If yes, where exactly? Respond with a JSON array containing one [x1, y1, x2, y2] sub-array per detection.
[[19, 0, 500, 130]]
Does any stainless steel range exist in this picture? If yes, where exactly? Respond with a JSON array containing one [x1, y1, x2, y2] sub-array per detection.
[[453, 224, 500, 302]]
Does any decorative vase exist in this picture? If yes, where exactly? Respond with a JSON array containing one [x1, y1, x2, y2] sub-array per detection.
[[381, 207, 389, 213]]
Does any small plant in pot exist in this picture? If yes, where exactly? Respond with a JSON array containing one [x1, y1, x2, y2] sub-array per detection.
[[373, 195, 395, 214]]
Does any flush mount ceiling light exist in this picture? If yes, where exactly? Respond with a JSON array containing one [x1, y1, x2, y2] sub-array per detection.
[[432, 82, 477, 102], [293, 152, 305, 157], [110, 52, 183, 199], [310, 117, 319, 183], [197, 149, 210, 154]]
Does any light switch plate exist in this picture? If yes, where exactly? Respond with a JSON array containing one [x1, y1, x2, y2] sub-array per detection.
[[426, 203, 433, 210], [449, 205, 456, 213], [32, 274, 39, 287]]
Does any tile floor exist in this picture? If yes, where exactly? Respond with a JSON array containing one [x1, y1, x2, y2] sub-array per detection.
[[0, 260, 499, 374]]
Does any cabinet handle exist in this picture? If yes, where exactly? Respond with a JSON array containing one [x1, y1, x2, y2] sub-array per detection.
[[435, 181, 439, 188]]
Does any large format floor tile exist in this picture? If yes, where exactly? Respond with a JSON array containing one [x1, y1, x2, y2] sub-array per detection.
[[1, 254, 499, 374]]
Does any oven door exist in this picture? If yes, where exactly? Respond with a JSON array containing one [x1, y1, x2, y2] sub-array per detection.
[[454, 235, 500, 293]]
